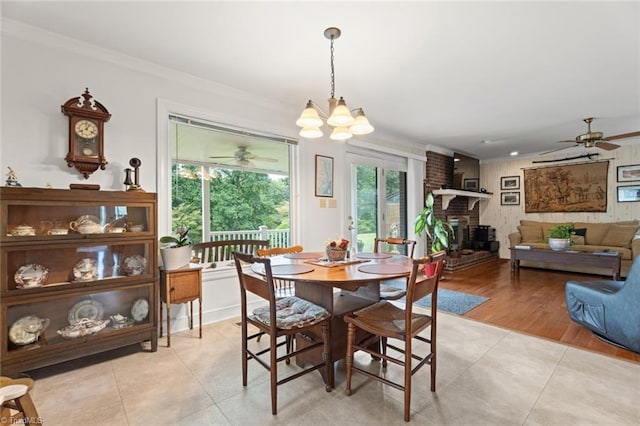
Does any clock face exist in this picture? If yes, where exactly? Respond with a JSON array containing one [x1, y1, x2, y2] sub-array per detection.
[[74, 119, 98, 139]]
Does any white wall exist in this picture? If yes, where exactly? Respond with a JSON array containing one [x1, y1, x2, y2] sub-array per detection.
[[1, 21, 424, 331], [480, 143, 640, 259]]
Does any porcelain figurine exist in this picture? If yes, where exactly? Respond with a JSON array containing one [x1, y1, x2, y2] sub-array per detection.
[[5, 167, 22, 187]]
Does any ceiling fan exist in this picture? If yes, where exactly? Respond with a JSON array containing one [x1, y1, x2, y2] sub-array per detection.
[[543, 117, 640, 154], [209, 147, 278, 168]]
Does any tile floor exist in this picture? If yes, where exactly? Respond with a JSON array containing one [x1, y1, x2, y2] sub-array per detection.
[[25, 308, 640, 425]]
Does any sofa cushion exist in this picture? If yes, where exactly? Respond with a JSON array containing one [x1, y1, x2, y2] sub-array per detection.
[[571, 235, 586, 245], [518, 224, 542, 242], [601, 225, 640, 247], [581, 223, 610, 245]]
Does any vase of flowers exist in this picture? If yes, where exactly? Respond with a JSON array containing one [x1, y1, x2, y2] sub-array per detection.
[[159, 226, 193, 270], [326, 237, 349, 261]]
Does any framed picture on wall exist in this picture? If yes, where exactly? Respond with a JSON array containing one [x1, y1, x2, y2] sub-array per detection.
[[315, 155, 334, 197], [501, 176, 520, 190], [617, 185, 640, 202], [463, 178, 479, 191], [617, 164, 640, 183], [501, 192, 520, 205]]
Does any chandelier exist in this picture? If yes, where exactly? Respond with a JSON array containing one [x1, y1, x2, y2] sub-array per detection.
[[296, 27, 374, 141]]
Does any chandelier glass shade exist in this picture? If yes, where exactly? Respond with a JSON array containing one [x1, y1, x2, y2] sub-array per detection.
[[296, 27, 374, 141]]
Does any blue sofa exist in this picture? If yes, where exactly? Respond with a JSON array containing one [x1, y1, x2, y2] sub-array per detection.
[[565, 255, 640, 353]]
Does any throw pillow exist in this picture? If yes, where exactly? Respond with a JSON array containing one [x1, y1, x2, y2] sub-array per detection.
[[601, 225, 640, 247], [518, 225, 542, 242], [573, 228, 587, 237]]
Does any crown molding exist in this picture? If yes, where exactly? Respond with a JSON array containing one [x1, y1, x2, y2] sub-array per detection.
[[1, 18, 295, 115], [425, 144, 454, 158]]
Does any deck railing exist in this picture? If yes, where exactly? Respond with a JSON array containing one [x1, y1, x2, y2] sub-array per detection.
[[208, 226, 290, 248]]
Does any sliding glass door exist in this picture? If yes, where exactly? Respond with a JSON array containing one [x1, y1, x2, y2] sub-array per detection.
[[348, 154, 407, 254]]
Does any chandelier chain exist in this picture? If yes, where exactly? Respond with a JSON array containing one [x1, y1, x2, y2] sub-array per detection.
[[330, 38, 335, 98]]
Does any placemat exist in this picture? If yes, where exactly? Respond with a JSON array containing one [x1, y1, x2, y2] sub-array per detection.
[[305, 259, 369, 268], [251, 263, 314, 275], [284, 252, 324, 259], [358, 263, 411, 275], [356, 252, 393, 260]]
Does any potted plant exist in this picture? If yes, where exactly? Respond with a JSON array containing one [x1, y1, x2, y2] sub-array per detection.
[[159, 226, 193, 270], [547, 224, 575, 251], [414, 192, 452, 275]]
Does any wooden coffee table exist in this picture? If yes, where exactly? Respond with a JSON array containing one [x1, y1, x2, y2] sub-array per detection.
[[510, 248, 621, 280]]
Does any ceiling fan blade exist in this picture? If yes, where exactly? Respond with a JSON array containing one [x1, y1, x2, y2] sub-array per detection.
[[595, 141, 620, 151], [208, 156, 236, 159], [252, 156, 278, 163], [604, 131, 640, 141]]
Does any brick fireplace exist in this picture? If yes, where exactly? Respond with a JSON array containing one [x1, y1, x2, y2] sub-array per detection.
[[424, 151, 497, 270]]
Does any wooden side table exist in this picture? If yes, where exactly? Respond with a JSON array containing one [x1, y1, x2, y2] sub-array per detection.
[[159, 266, 203, 347]]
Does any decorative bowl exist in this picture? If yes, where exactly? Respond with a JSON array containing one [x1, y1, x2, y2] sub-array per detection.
[[326, 247, 347, 262]]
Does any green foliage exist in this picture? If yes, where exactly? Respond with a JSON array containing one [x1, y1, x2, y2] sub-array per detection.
[[160, 227, 192, 247], [414, 192, 453, 253], [170, 165, 290, 241], [548, 224, 575, 240]]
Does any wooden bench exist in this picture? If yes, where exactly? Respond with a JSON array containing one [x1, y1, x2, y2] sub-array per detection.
[[192, 239, 269, 264]]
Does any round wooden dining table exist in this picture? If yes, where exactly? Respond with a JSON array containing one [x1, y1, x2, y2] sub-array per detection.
[[252, 253, 413, 388]]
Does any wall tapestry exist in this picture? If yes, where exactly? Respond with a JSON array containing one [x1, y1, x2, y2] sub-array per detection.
[[523, 161, 609, 213]]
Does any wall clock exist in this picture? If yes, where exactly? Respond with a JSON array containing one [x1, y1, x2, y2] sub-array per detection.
[[61, 88, 111, 179]]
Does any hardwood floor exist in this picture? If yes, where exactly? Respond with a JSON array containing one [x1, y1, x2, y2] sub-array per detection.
[[441, 258, 640, 363]]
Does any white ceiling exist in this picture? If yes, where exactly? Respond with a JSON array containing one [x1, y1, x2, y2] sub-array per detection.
[[3, 1, 639, 161]]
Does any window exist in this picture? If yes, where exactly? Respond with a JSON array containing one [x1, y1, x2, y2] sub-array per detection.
[[169, 116, 294, 247]]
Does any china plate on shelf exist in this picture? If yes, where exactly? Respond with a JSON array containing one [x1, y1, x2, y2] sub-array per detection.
[[14, 264, 49, 289], [8, 315, 50, 345], [73, 258, 98, 282], [131, 298, 149, 322], [57, 318, 110, 339], [68, 299, 105, 325], [121, 254, 147, 276]]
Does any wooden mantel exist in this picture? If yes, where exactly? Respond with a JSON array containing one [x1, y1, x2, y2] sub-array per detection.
[[432, 189, 492, 210]]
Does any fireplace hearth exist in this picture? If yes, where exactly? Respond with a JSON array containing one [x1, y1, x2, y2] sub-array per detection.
[[445, 249, 498, 271]]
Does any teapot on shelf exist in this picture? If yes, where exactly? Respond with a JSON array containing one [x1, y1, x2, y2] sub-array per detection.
[[69, 215, 105, 234]]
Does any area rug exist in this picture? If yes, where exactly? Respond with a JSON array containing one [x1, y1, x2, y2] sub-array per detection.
[[384, 281, 489, 315]]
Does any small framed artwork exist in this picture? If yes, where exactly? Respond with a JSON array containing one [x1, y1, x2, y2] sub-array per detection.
[[315, 155, 334, 197], [617, 185, 640, 202], [501, 192, 520, 206], [501, 176, 520, 190], [463, 178, 479, 191], [617, 164, 640, 183]]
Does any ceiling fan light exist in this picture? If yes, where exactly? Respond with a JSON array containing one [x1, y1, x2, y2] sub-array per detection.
[[349, 109, 374, 135], [296, 100, 323, 128], [299, 126, 323, 139], [327, 97, 354, 127], [330, 126, 353, 141]]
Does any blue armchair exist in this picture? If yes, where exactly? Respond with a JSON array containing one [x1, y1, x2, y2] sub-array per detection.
[[565, 255, 640, 353]]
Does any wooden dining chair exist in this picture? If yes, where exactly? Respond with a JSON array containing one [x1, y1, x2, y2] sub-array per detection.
[[233, 251, 332, 415], [1, 376, 39, 426], [257, 245, 304, 297], [192, 239, 269, 264], [344, 251, 446, 422], [374, 237, 417, 300]]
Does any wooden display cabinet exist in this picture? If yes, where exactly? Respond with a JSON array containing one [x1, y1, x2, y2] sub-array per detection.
[[0, 187, 158, 375]]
